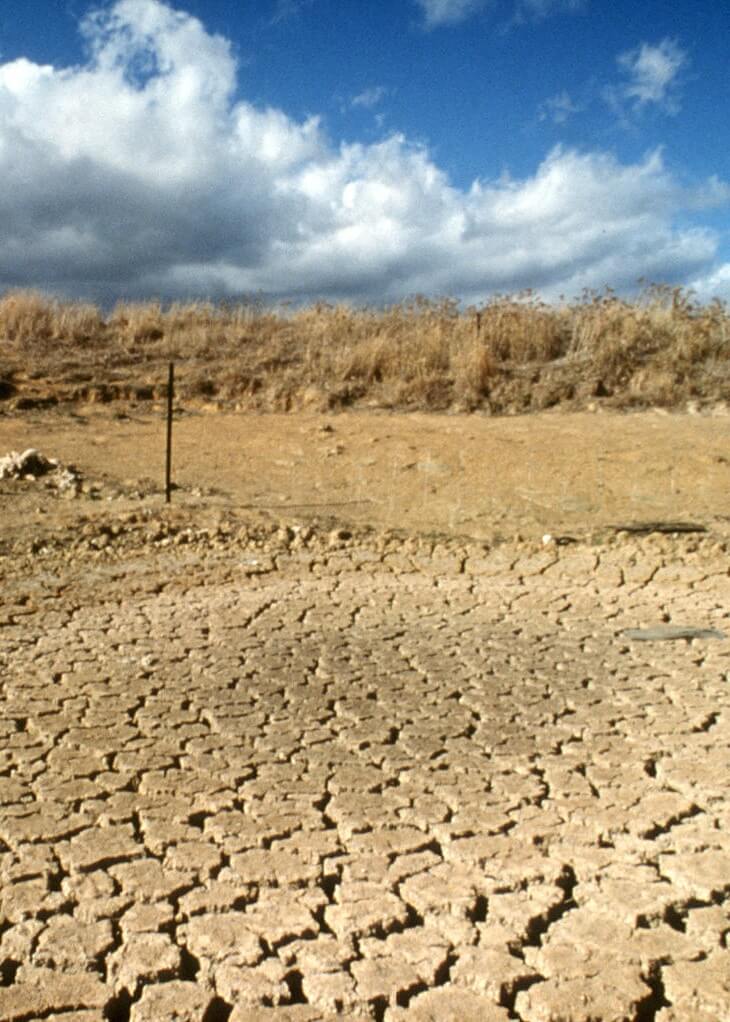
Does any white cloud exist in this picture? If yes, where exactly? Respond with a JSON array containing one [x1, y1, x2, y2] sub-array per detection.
[[351, 86, 388, 110], [415, 0, 582, 27], [689, 263, 730, 305], [538, 90, 582, 124], [415, 0, 489, 28], [544, 37, 687, 129], [615, 38, 688, 113], [0, 0, 726, 307], [268, 0, 317, 26], [514, 0, 585, 22]]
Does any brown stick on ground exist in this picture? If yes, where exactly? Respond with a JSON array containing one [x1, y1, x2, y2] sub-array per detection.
[[165, 361, 174, 504]]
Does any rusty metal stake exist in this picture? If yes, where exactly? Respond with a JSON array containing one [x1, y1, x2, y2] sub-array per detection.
[[165, 362, 174, 504]]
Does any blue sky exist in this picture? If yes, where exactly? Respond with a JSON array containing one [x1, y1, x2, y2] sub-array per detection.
[[1, 0, 729, 306]]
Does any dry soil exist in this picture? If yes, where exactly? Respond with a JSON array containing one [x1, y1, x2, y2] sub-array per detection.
[[0, 404, 728, 1022]]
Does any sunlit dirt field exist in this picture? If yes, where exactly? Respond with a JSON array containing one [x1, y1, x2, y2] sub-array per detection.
[[0, 404, 728, 1021]]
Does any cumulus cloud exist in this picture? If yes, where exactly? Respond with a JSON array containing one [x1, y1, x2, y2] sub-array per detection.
[[0, 0, 726, 307], [613, 38, 688, 114], [689, 263, 730, 304]]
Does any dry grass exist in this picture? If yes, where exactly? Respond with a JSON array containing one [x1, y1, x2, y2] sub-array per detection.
[[0, 285, 728, 413]]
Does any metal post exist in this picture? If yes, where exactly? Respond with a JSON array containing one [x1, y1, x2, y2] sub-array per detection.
[[165, 362, 174, 504]]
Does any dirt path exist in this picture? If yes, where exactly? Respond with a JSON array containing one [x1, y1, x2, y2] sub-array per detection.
[[0, 408, 729, 1020]]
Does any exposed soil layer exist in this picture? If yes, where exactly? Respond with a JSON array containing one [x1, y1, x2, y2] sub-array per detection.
[[0, 406, 728, 1021]]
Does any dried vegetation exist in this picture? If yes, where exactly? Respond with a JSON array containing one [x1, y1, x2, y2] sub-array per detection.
[[0, 285, 728, 413]]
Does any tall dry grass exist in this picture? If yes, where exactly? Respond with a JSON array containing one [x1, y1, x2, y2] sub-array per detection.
[[0, 285, 727, 412]]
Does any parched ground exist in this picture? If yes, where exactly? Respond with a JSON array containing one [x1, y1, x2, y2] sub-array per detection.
[[0, 405, 729, 1021]]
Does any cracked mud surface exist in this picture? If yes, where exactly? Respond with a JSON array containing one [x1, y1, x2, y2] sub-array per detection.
[[1, 409, 729, 1020]]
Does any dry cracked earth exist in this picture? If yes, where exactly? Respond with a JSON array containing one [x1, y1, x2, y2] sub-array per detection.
[[0, 411, 729, 1022]]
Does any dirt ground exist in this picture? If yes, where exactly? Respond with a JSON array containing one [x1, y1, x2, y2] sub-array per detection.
[[0, 404, 729, 1021], [2, 404, 730, 541]]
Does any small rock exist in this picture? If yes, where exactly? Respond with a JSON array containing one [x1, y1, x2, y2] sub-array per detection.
[[0, 449, 56, 480]]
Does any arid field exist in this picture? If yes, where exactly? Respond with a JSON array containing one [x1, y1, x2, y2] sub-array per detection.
[[0, 291, 729, 1021]]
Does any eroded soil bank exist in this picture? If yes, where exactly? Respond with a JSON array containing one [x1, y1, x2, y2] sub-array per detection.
[[0, 407, 728, 1021]]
